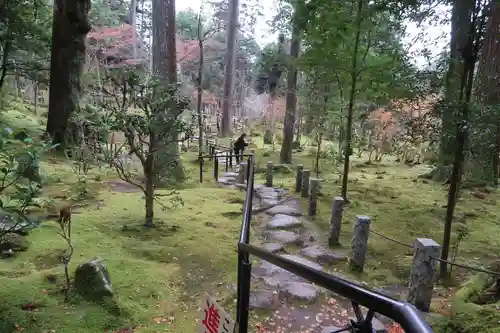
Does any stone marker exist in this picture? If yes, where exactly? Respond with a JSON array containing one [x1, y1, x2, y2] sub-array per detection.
[[74, 257, 113, 301], [266, 161, 273, 187], [295, 164, 304, 193], [349, 216, 371, 272], [308, 178, 319, 216], [237, 162, 246, 184], [328, 197, 345, 246], [301, 169, 310, 198], [408, 238, 440, 312]]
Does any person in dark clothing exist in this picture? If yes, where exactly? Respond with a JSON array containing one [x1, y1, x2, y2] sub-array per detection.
[[233, 133, 248, 164]]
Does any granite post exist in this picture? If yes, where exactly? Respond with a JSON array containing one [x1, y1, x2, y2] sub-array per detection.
[[408, 238, 440, 312], [328, 197, 345, 246], [349, 216, 371, 272]]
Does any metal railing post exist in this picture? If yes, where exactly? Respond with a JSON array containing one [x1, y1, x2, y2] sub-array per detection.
[[225, 151, 229, 172], [214, 157, 219, 181], [237, 253, 251, 333], [208, 144, 213, 161], [199, 156, 203, 183]]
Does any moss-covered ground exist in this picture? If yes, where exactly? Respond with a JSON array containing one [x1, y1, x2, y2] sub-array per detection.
[[2, 104, 500, 333]]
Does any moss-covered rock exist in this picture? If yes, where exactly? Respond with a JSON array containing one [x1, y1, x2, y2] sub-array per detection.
[[74, 257, 114, 301], [0, 233, 30, 252]]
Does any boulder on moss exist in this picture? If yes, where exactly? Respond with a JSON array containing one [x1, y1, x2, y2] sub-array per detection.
[[0, 232, 29, 252], [74, 257, 114, 301]]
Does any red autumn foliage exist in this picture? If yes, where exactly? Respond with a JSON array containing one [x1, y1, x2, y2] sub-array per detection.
[[388, 323, 405, 333], [87, 24, 224, 69]]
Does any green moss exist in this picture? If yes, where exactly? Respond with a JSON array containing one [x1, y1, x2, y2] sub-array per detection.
[[0, 165, 242, 333]]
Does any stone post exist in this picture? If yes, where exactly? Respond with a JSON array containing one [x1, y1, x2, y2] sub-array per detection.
[[408, 238, 440, 312], [266, 161, 273, 187], [328, 197, 345, 246], [295, 164, 304, 193], [349, 216, 371, 272], [237, 162, 246, 184], [308, 178, 319, 216], [301, 169, 310, 198]]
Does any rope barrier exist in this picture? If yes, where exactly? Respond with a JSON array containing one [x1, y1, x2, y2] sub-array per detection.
[[430, 256, 500, 278], [343, 211, 413, 248], [342, 211, 500, 278], [369, 229, 415, 249]]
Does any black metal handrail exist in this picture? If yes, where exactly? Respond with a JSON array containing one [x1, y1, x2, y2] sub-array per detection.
[[198, 140, 252, 183], [235, 154, 435, 333]]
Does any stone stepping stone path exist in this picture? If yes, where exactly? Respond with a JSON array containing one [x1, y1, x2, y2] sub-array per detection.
[[266, 214, 303, 229], [206, 148, 392, 332], [244, 184, 392, 332]]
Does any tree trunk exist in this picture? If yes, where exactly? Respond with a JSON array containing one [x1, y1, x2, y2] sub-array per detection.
[[151, 0, 184, 184], [46, 0, 91, 150], [280, 8, 300, 164], [440, 0, 481, 278], [197, 8, 204, 156], [435, 0, 476, 181], [220, 0, 239, 136], [341, 0, 363, 201], [144, 154, 155, 228], [129, 0, 137, 59]]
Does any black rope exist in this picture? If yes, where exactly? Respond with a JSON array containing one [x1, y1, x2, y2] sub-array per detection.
[[431, 256, 500, 278], [369, 229, 415, 249], [343, 211, 414, 249]]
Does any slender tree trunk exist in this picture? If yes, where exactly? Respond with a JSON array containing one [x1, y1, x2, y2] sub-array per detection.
[[196, 6, 204, 156], [144, 154, 155, 228], [34, 82, 38, 115], [440, 0, 483, 278], [129, 0, 137, 59], [46, 0, 91, 149], [341, 0, 363, 201], [220, 0, 239, 136], [280, 8, 300, 164], [435, 0, 476, 181]]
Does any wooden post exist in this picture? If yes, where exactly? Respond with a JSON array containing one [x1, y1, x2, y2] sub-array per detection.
[[308, 178, 319, 216], [295, 164, 304, 193], [349, 216, 371, 272], [328, 197, 345, 246], [408, 238, 440, 312], [266, 161, 273, 187], [301, 169, 310, 198]]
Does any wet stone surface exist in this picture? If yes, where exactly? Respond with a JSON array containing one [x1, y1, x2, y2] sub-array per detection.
[[267, 214, 303, 229], [265, 199, 303, 216], [217, 177, 236, 185], [262, 243, 284, 253], [299, 245, 347, 265], [221, 171, 238, 178], [281, 282, 319, 302], [264, 230, 302, 246], [253, 255, 324, 288], [250, 290, 280, 310]]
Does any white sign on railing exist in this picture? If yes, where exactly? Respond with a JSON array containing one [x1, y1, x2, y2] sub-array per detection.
[[196, 293, 236, 333]]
